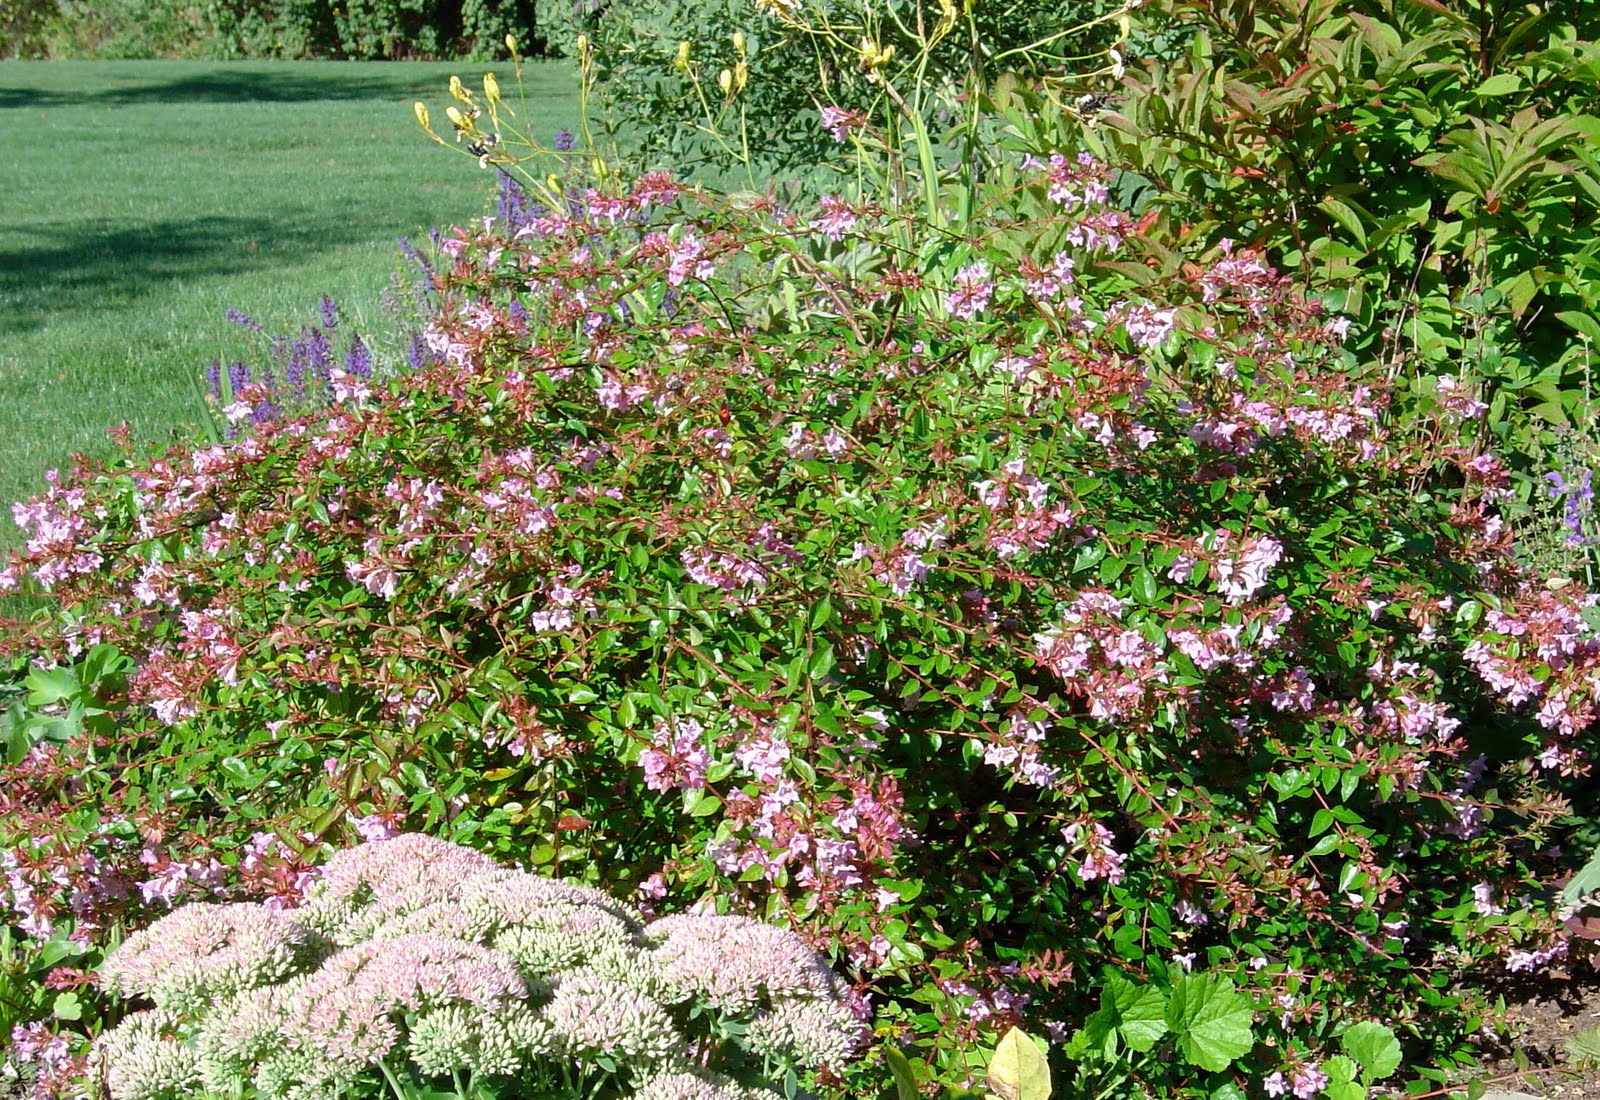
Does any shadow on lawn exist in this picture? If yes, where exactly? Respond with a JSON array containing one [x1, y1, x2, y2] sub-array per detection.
[[0, 66, 570, 110], [0, 213, 382, 334]]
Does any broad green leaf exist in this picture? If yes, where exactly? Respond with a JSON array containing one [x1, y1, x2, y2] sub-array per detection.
[[884, 1045, 919, 1100], [1342, 1021, 1402, 1079], [51, 992, 83, 1021], [1560, 844, 1600, 911], [1324, 1055, 1358, 1086], [25, 666, 79, 707], [1474, 73, 1522, 96], [1099, 975, 1170, 1052], [1165, 974, 1255, 1072], [1317, 198, 1368, 247], [987, 1027, 1052, 1100], [1557, 311, 1600, 346]]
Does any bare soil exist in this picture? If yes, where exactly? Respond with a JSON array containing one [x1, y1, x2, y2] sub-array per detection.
[[1457, 966, 1600, 1100]]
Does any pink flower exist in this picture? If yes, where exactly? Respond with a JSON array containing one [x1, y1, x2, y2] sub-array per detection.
[[819, 106, 867, 142], [639, 718, 710, 792], [812, 195, 859, 241], [1291, 1064, 1328, 1099], [946, 261, 993, 320]]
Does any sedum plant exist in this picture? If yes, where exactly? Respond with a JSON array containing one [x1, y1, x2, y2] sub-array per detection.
[[94, 834, 858, 1100]]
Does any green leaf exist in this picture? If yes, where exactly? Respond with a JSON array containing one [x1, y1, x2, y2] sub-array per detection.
[[51, 991, 83, 1021], [1317, 198, 1368, 247], [1165, 974, 1255, 1072], [1342, 1021, 1402, 1080], [987, 1027, 1052, 1100], [884, 1045, 919, 1100], [1557, 311, 1600, 346], [1101, 975, 1169, 1052], [1561, 844, 1600, 910], [25, 666, 79, 707], [567, 685, 600, 704], [1133, 568, 1159, 605], [1474, 73, 1522, 96]]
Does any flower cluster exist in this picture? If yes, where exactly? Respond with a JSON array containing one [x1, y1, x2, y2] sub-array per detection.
[[93, 836, 859, 1100]]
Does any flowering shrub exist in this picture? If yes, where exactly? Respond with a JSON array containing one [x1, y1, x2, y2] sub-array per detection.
[[95, 834, 855, 1100], [4, 130, 1600, 1099]]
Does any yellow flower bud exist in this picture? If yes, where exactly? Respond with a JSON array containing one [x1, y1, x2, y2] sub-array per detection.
[[449, 74, 469, 102], [505, 32, 518, 54], [718, 67, 733, 95], [413, 101, 430, 129], [445, 105, 467, 127], [577, 33, 589, 57], [734, 60, 748, 91], [483, 72, 500, 103], [732, 31, 746, 56], [547, 173, 562, 193], [675, 39, 691, 68]]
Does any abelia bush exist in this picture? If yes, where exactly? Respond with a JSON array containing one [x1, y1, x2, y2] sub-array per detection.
[[95, 833, 850, 1100], [3, 144, 1599, 1098]]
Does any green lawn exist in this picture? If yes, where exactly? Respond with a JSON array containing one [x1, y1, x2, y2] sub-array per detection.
[[0, 60, 578, 545]]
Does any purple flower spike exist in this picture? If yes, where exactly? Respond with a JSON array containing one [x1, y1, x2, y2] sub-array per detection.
[[320, 295, 340, 330], [554, 128, 575, 152], [1545, 471, 1566, 497], [345, 334, 372, 378]]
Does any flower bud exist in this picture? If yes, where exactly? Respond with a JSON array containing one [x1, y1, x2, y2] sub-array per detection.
[[732, 31, 746, 55], [449, 74, 469, 102], [445, 105, 467, 128], [734, 60, 748, 91], [675, 40, 691, 68], [505, 33, 518, 54], [483, 72, 500, 103], [718, 68, 733, 95], [413, 101, 430, 129]]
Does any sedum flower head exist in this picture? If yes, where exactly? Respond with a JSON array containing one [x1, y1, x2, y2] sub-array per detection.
[[543, 968, 685, 1064], [629, 1069, 771, 1100], [647, 913, 844, 1013], [743, 996, 860, 1066], [461, 867, 646, 932], [491, 903, 639, 976], [98, 1010, 204, 1100], [194, 979, 299, 1088], [283, 933, 527, 1078], [407, 1002, 554, 1077], [295, 833, 500, 945], [102, 902, 321, 1011], [368, 899, 495, 944]]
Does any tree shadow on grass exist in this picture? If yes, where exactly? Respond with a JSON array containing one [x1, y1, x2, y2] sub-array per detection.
[[0, 65, 574, 110], [0, 212, 384, 335]]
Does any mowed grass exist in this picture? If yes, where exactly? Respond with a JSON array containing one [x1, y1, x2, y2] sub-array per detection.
[[0, 60, 578, 546]]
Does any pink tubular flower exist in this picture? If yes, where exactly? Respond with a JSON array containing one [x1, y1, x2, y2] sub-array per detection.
[[638, 718, 710, 792], [811, 195, 859, 241], [946, 261, 993, 320], [1290, 1064, 1328, 1099], [819, 106, 867, 142], [1063, 822, 1125, 885]]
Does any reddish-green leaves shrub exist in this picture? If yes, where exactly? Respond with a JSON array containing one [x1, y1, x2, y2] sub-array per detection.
[[3, 153, 1597, 1097]]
